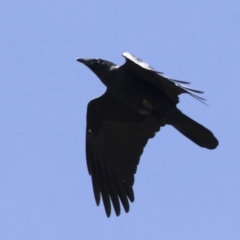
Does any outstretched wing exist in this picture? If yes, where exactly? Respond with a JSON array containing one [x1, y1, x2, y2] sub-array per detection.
[[86, 90, 164, 217], [122, 52, 205, 104]]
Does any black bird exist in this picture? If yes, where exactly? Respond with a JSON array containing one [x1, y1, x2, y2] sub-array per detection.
[[76, 52, 218, 217]]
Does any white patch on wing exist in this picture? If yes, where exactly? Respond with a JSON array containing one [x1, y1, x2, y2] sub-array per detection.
[[122, 52, 156, 71]]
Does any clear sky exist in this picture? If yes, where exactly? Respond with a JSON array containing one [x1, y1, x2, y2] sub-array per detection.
[[1, 1, 239, 239]]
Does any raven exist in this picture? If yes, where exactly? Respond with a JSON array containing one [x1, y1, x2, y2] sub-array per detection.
[[76, 52, 218, 217]]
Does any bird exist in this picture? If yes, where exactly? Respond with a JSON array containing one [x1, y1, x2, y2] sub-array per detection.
[[76, 52, 218, 217]]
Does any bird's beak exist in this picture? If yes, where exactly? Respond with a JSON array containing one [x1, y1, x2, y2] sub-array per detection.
[[76, 58, 93, 66]]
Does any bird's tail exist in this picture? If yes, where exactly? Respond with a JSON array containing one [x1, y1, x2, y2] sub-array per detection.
[[167, 109, 218, 149]]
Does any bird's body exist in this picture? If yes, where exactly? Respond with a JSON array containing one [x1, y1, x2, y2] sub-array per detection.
[[105, 70, 171, 116], [77, 52, 218, 217]]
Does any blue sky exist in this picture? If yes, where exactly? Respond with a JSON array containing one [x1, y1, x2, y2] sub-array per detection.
[[1, 1, 239, 239]]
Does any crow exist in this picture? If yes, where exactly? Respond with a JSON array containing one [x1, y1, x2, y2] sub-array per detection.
[[76, 52, 218, 217]]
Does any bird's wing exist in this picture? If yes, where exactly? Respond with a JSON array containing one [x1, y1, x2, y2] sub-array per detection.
[[122, 52, 205, 104], [86, 90, 164, 217]]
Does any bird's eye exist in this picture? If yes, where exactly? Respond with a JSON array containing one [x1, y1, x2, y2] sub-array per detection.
[[96, 59, 101, 64]]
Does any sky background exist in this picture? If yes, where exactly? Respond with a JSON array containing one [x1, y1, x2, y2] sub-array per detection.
[[1, 1, 240, 239]]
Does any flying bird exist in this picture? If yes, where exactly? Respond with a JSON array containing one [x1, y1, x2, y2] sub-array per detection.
[[76, 52, 218, 217]]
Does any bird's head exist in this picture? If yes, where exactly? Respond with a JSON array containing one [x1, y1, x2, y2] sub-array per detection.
[[76, 58, 118, 86]]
